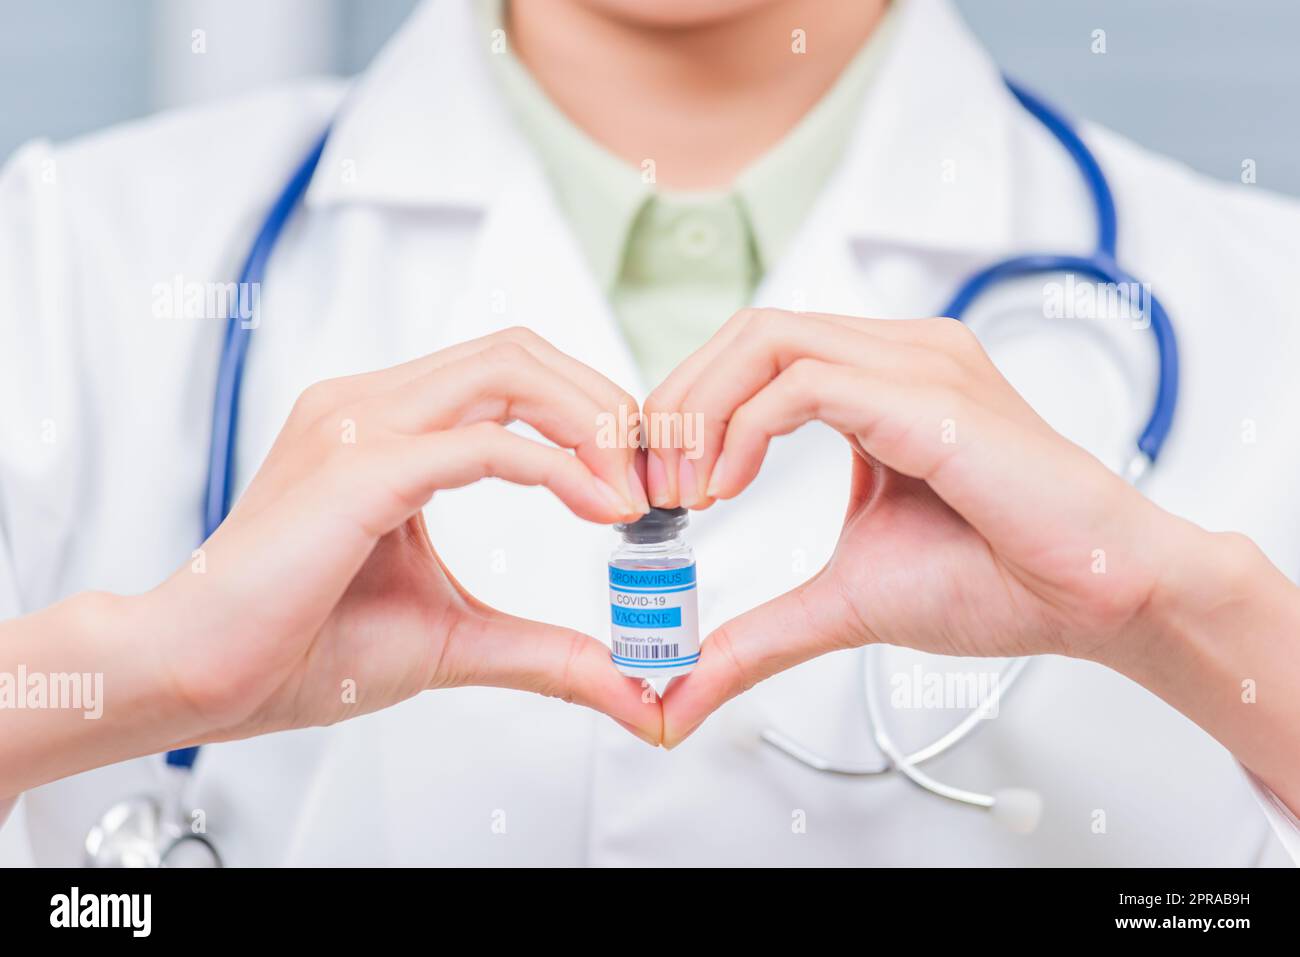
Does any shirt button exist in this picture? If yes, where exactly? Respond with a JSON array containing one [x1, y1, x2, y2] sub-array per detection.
[[674, 217, 721, 259]]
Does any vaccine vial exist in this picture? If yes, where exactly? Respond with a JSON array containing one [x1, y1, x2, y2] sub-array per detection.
[[608, 507, 700, 697]]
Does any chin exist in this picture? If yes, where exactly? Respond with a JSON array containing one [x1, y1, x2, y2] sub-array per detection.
[[573, 0, 782, 29]]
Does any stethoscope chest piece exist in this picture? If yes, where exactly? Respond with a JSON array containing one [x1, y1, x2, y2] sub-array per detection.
[[85, 795, 222, 868]]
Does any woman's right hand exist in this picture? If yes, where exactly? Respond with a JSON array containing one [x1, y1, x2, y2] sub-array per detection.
[[145, 328, 657, 748]]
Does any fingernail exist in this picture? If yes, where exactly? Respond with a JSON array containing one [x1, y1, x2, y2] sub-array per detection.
[[678, 456, 699, 508], [627, 462, 650, 514], [647, 453, 670, 507], [615, 718, 660, 747], [705, 452, 727, 498], [593, 477, 633, 517]]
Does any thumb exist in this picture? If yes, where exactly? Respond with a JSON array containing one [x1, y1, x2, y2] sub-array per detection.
[[662, 573, 864, 748], [442, 610, 662, 745]]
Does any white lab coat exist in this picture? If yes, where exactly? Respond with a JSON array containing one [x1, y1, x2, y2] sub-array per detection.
[[2, 0, 1298, 866]]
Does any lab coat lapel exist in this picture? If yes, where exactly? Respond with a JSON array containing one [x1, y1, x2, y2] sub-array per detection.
[[308, 0, 644, 395], [751, 0, 1023, 320], [753, 193, 873, 318], [438, 157, 647, 397]]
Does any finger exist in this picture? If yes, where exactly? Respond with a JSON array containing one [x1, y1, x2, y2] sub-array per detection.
[[370, 342, 646, 511], [641, 308, 890, 506], [641, 309, 768, 507], [643, 308, 845, 426], [326, 422, 639, 537], [394, 327, 639, 419], [287, 327, 641, 442], [468, 332, 649, 513], [330, 314, 968, 425], [647, 311, 1045, 508], [440, 613, 662, 745], [818, 314, 1047, 426], [672, 314, 1047, 508], [708, 357, 1091, 553], [278, 330, 647, 511], [705, 359, 905, 500], [661, 575, 862, 748], [653, 311, 930, 506]]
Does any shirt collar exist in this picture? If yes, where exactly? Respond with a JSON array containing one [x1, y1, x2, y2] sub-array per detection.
[[734, 1, 902, 269], [308, 0, 1020, 260], [474, 0, 651, 288], [477, 0, 902, 289]]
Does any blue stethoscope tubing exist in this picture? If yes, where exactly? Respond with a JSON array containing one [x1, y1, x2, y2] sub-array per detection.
[[940, 81, 1179, 465], [165, 78, 1179, 772], [162, 128, 330, 772]]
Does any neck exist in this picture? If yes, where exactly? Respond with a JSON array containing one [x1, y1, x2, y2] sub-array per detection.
[[508, 0, 890, 190]]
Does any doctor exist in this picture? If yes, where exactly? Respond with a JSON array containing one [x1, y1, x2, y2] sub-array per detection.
[[1, 0, 1299, 866]]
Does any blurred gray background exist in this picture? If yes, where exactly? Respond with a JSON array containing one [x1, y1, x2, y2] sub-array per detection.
[[1, 0, 1296, 195]]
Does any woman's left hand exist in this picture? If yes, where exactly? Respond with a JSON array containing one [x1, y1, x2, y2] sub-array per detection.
[[642, 308, 1197, 744]]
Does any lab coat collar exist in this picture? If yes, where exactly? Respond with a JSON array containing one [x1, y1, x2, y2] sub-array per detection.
[[829, 0, 1019, 257], [309, 0, 1019, 259], [306, 0, 522, 211]]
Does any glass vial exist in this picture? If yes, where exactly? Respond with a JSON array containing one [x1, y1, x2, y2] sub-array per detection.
[[608, 507, 700, 697]]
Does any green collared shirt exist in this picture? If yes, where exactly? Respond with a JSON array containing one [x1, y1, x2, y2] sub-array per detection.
[[480, 0, 897, 384]]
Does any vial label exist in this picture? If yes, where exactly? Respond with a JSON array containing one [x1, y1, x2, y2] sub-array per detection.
[[608, 562, 700, 673]]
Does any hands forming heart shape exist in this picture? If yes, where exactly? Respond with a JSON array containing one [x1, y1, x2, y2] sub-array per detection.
[[150, 309, 1183, 753]]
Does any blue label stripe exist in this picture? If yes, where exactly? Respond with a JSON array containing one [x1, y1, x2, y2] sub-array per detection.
[[610, 583, 696, 595], [611, 606, 682, 629], [611, 652, 701, 668], [608, 564, 696, 589]]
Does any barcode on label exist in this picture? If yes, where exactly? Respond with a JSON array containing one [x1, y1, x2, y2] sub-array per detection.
[[613, 641, 681, 660]]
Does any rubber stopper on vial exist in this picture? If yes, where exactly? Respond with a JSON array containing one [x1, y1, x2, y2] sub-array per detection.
[[616, 507, 688, 544]]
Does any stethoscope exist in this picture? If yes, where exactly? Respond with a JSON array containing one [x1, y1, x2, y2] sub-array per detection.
[[85, 78, 1177, 863]]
